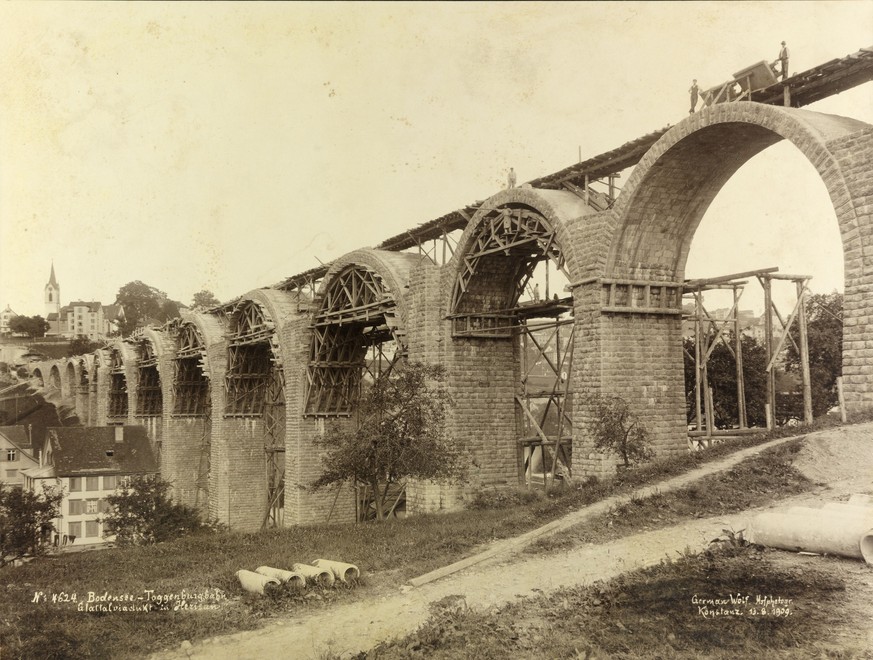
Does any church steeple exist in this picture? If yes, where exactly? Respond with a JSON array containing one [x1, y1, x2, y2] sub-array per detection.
[[45, 262, 60, 320]]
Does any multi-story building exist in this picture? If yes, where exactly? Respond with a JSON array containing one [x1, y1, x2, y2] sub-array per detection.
[[0, 305, 18, 336], [0, 426, 38, 486], [60, 301, 125, 340], [22, 426, 157, 546]]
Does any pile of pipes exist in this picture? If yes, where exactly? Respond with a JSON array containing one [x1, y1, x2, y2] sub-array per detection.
[[236, 558, 360, 595], [747, 494, 873, 564]]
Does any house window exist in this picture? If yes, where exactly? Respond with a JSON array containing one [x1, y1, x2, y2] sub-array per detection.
[[85, 521, 99, 538], [103, 475, 117, 490], [68, 521, 81, 538], [85, 476, 99, 491], [6, 449, 16, 462], [69, 477, 81, 492], [86, 500, 98, 514], [68, 500, 84, 515]]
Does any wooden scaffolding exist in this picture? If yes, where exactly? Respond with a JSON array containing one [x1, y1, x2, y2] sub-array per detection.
[[107, 347, 128, 420], [684, 267, 813, 447], [223, 300, 286, 528], [135, 338, 162, 417]]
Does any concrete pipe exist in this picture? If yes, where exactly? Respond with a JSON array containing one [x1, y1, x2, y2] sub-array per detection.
[[848, 494, 873, 506], [747, 511, 873, 560], [312, 558, 361, 583], [255, 566, 305, 589], [292, 563, 335, 587], [860, 531, 873, 564], [236, 569, 281, 595], [788, 505, 873, 522], [822, 502, 873, 516]]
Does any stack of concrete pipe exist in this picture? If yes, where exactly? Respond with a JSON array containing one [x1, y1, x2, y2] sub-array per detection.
[[747, 494, 873, 563], [236, 558, 360, 595]]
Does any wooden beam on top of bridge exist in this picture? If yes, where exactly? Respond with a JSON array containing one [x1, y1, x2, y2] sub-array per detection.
[[684, 266, 779, 289]]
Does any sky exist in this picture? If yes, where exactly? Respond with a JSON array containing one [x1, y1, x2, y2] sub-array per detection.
[[1, 2, 871, 317]]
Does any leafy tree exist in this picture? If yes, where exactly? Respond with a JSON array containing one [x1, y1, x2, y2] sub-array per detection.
[[115, 281, 184, 335], [101, 475, 205, 545], [67, 335, 100, 357], [9, 315, 49, 339], [0, 483, 63, 567], [683, 333, 768, 428], [313, 362, 461, 521], [589, 394, 654, 469], [191, 290, 220, 311], [785, 292, 843, 417]]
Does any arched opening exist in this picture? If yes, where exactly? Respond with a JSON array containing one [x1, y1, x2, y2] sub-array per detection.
[[173, 322, 211, 510], [65, 362, 75, 392], [306, 264, 404, 416], [48, 366, 61, 392], [135, 339, 162, 417], [225, 300, 285, 527], [108, 347, 128, 421], [31, 368, 44, 389], [451, 204, 574, 487], [604, 105, 873, 457]]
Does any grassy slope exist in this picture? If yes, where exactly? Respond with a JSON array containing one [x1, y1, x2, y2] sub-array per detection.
[[0, 427, 830, 659]]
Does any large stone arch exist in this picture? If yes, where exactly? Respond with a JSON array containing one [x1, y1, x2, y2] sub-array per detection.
[[131, 328, 173, 460], [215, 288, 298, 531], [306, 249, 425, 416], [163, 311, 224, 511], [590, 102, 873, 462], [438, 187, 595, 499]]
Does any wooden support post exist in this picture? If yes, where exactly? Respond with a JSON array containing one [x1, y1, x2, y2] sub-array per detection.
[[783, 84, 791, 107], [837, 376, 847, 423], [705, 384, 715, 439], [796, 279, 813, 424], [761, 276, 777, 428], [733, 286, 747, 428], [694, 292, 703, 432], [584, 174, 589, 207]]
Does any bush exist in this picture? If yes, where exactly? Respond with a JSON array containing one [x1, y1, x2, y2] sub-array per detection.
[[101, 475, 206, 546], [590, 394, 655, 469]]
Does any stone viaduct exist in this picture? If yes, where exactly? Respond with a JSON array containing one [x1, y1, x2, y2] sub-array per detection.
[[27, 103, 873, 532]]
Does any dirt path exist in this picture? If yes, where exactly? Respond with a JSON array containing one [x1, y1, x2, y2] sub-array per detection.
[[152, 424, 873, 659]]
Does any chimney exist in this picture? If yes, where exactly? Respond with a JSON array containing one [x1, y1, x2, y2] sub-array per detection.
[[115, 426, 124, 444]]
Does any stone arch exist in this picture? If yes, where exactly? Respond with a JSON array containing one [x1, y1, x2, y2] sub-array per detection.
[[221, 289, 297, 528], [305, 249, 426, 415], [594, 102, 873, 460], [48, 364, 61, 392], [443, 187, 594, 492], [64, 360, 76, 398], [31, 367, 45, 389]]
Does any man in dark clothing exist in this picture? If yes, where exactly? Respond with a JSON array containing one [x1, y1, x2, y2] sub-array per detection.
[[689, 79, 699, 113], [777, 41, 789, 80]]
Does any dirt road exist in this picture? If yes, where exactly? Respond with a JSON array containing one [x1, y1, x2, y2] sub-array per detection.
[[152, 424, 873, 659]]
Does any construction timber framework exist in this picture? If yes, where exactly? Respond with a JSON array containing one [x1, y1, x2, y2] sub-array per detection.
[[31, 45, 873, 532], [224, 300, 286, 527], [305, 265, 404, 416], [684, 267, 813, 447], [135, 338, 162, 417]]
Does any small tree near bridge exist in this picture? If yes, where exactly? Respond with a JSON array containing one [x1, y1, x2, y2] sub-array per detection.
[[313, 362, 462, 521], [590, 394, 655, 470]]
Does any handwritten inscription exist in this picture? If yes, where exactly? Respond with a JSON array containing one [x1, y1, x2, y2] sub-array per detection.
[[691, 593, 793, 618], [31, 588, 226, 613]]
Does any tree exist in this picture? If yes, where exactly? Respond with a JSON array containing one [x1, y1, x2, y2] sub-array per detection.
[[785, 292, 843, 418], [683, 333, 768, 428], [67, 335, 100, 357], [101, 475, 205, 545], [589, 394, 655, 469], [115, 281, 184, 335], [8, 315, 49, 339], [313, 362, 462, 521], [190, 290, 220, 311], [0, 483, 63, 567]]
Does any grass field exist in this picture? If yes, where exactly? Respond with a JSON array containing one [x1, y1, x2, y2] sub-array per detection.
[[0, 427, 827, 659]]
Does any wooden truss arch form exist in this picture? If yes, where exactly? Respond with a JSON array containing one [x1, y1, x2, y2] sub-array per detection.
[[173, 323, 210, 417], [450, 205, 569, 338], [76, 358, 89, 394], [224, 299, 286, 528], [305, 264, 405, 416], [135, 338, 162, 417], [108, 347, 128, 419], [224, 300, 282, 417]]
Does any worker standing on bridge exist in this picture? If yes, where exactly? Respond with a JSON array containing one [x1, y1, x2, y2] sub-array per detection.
[[507, 167, 516, 189], [776, 41, 789, 80], [689, 79, 699, 113]]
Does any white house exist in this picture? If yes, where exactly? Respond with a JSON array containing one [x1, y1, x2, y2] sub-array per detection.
[[0, 426, 38, 487], [22, 426, 157, 546]]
